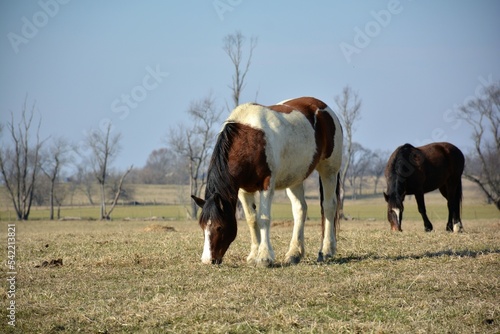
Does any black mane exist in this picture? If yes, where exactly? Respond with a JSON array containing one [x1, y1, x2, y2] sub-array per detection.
[[204, 122, 239, 204]]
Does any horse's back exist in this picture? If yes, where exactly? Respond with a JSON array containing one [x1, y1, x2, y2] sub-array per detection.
[[419, 142, 464, 176]]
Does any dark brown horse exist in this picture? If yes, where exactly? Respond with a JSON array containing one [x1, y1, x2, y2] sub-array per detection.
[[192, 97, 343, 266], [384, 142, 464, 232]]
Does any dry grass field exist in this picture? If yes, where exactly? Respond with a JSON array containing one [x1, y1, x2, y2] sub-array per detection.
[[1, 180, 499, 333]]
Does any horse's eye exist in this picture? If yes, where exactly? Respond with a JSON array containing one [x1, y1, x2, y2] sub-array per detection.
[[216, 226, 223, 232]]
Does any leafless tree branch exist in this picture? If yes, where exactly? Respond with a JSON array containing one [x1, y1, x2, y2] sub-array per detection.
[[223, 31, 258, 108]]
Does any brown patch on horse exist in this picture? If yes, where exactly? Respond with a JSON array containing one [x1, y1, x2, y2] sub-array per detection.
[[314, 110, 336, 160], [226, 123, 272, 193], [267, 97, 328, 128], [270, 97, 336, 177], [267, 104, 295, 114], [280, 96, 328, 113], [303, 110, 336, 177]]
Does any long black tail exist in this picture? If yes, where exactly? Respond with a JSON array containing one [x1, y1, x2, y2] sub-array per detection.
[[335, 172, 341, 236], [319, 177, 325, 240]]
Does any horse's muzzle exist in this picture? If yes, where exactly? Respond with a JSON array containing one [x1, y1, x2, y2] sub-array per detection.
[[391, 224, 402, 232]]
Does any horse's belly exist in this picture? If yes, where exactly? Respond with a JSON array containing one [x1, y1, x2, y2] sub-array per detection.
[[272, 139, 316, 189]]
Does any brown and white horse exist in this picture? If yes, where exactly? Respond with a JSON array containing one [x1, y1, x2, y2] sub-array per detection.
[[384, 142, 465, 232], [192, 97, 343, 266]]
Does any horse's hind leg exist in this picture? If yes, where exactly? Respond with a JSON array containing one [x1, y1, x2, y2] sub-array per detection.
[[284, 184, 307, 265], [441, 182, 463, 233], [439, 185, 453, 231], [415, 193, 433, 232], [452, 178, 464, 232], [316, 172, 339, 262]]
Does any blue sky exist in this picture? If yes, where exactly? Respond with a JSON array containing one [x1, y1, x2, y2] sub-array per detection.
[[1, 0, 499, 170]]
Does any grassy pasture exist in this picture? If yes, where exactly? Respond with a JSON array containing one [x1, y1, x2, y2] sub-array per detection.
[[1, 215, 499, 333], [1, 180, 499, 332]]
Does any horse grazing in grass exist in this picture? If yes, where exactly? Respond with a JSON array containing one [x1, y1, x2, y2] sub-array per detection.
[[384, 142, 465, 233], [192, 97, 343, 266]]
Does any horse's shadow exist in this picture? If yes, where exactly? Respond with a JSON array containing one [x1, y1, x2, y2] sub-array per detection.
[[226, 249, 500, 268], [329, 248, 500, 265]]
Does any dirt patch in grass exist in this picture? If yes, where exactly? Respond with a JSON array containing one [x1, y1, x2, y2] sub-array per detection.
[[143, 224, 176, 232]]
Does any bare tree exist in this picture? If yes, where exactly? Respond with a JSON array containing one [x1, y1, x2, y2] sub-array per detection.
[[223, 31, 258, 219], [84, 123, 132, 219], [40, 137, 72, 220], [458, 82, 500, 209], [72, 164, 95, 205], [168, 94, 223, 219], [223, 30, 258, 108], [335, 86, 362, 215], [105, 166, 133, 217], [137, 148, 173, 184], [0, 99, 43, 220], [370, 150, 390, 194], [346, 143, 372, 199]]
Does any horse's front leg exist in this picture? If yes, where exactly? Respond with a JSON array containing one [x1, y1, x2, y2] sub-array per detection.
[[238, 190, 260, 263], [284, 184, 307, 265], [256, 187, 275, 267], [415, 193, 433, 232]]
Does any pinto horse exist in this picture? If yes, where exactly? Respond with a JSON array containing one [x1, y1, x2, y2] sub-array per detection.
[[383, 142, 465, 232], [192, 97, 343, 266]]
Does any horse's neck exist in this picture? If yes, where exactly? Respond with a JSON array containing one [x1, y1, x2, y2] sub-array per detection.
[[206, 173, 239, 208], [388, 176, 405, 196]]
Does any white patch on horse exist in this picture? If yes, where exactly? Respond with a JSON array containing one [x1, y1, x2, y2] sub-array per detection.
[[392, 208, 400, 225], [227, 103, 316, 189], [201, 225, 212, 264]]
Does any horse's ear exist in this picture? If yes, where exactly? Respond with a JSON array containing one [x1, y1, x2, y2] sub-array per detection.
[[191, 195, 205, 208], [383, 192, 389, 202]]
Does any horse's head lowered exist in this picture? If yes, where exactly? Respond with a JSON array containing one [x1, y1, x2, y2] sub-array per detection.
[[383, 191, 404, 231], [383, 144, 420, 232], [192, 193, 237, 264]]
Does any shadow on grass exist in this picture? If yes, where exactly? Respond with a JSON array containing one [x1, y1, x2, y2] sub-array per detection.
[[333, 248, 500, 265], [206, 249, 500, 268]]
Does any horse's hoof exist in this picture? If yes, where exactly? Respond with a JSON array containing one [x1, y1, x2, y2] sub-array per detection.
[[317, 252, 324, 262], [454, 226, 464, 233], [255, 257, 274, 268], [246, 254, 257, 263], [317, 252, 334, 262], [284, 255, 301, 266]]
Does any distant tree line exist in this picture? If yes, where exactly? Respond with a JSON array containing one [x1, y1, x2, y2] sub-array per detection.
[[1, 47, 498, 220]]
